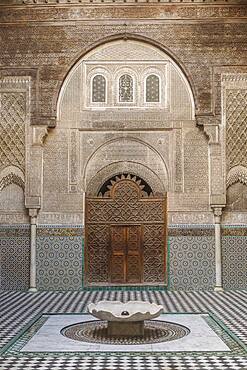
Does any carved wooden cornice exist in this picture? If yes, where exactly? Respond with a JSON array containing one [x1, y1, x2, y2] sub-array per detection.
[[196, 115, 221, 144], [32, 126, 49, 146], [1, 0, 247, 4]]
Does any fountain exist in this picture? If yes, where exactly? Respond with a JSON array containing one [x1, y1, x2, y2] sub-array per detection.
[[62, 300, 190, 345], [88, 300, 164, 337]]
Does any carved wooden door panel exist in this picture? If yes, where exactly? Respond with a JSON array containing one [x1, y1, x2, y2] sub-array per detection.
[[110, 225, 142, 284], [126, 225, 142, 283], [85, 176, 167, 286], [110, 226, 126, 283]]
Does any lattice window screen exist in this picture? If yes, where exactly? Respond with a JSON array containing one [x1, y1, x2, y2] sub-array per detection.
[[146, 74, 160, 102], [92, 75, 106, 103], [119, 74, 133, 102]]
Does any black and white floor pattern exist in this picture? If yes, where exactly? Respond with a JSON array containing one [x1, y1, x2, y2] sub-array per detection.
[[0, 290, 247, 369]]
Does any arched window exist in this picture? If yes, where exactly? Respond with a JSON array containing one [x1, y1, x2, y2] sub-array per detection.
[[146, 74, 160, 103], [119, 74, 133, 102], [92, 75, 106, 103]]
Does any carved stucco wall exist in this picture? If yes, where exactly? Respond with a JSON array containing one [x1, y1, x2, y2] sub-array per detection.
[[38, 39, 213, 225], [0, 78, 29, 224], [83, 136, 169, 194], [0, 6, 246, 291], [0, 78, 30, 290], [222, 74, 247, 224], [58, 41, 194, 123]]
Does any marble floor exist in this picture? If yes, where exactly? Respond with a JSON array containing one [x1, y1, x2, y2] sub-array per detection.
[[0, 290, 247, 369], [20, 313, 230, 353]]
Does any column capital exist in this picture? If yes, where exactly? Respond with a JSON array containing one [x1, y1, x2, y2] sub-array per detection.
[[212, 206, 223, 218], [28, 208, 39, 219]]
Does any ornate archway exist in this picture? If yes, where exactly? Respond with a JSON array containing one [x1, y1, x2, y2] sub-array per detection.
[[85, 174, 167, 286]]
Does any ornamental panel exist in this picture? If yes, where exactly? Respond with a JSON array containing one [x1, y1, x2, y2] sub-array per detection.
[[119, 74, 133, 102], [86, 224, 109, 283], [0, 92, 26, 172], [226, 89, 247, 170], [92, 75, 106, 103], [146, 74, 160, 102], [143, 224, 165, 283], [85, 177, 166, 286]]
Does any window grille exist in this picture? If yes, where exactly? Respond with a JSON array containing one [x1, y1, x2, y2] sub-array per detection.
[[92, 75, 106, 102], [119, 74, 133, 102], [146, 74, 160, 102]]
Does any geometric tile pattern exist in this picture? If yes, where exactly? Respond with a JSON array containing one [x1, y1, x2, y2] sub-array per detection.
[[169, 236, 215, 291], [1, 225, 247, 292], [0, 226, 30, 291], [36, 227, 83, 290], [222, 236, 247, 290], [0, 290, 247, 369]]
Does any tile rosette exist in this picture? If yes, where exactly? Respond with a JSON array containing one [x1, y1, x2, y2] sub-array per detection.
[[61, 320, 190, 345]]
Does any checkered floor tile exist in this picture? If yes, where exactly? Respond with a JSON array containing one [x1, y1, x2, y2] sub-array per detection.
[[0, 290, 247, 369]]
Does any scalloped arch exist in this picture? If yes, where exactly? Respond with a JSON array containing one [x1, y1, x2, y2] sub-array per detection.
[[227, 165, 247, 188], [0, 166, 25, 191]]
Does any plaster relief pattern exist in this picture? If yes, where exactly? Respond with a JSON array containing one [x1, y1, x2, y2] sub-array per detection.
[[0, 92, 26, 172], [211, 155, 224, 195], [69, 130, 79, 192], [175, 129, 183, 192], [222, 73, 247, 209], [226, 89, 247, 171], [184, 130, 209, 193], [43, 129, 69, 211], [226, 182, 247, 211], [86, 161, 165, 196], [0, 172, 24, 192], [84, 137, 169, 193]]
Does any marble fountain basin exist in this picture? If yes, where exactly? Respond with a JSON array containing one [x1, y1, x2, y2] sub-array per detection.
[[88, 300, 164, 337]]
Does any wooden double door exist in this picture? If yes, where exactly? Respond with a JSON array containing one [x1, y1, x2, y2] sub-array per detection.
[[110, 225, 142, 284]]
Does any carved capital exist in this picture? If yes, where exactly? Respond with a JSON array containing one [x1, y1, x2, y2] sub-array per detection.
[[32, 126, 48, 146], [29, 208, 38, 219], [212, 207, 223, 218], [227, 165, 247, 188]]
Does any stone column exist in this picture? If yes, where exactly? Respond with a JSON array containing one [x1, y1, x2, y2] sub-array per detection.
[[29, 209, 38, 292], [213, 207, 224, 292]]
